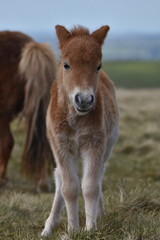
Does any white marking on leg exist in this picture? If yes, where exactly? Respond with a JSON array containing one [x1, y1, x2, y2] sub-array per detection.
[[60, 158, 79, 231], [81, 151, 103, 230], [41, 167, 64, 237]]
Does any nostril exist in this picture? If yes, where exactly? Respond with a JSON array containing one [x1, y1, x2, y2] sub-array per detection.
[[75, 93, 81, 105], [88, 95, 94, 104]]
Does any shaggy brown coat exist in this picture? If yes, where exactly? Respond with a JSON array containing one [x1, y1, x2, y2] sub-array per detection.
[[0, 31, 56, 191], [42, 25, 119, 236]]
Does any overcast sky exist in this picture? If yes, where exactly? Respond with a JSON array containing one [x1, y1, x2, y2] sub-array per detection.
[[0, 0, 160, 34]]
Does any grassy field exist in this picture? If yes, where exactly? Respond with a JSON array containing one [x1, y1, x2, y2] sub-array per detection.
[[103, 61, 160, 89], [0, 88, 160, 240]]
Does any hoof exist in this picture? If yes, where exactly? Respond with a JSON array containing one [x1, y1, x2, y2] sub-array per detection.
[[41, 227, 52, 238], [100, 209, 107, 216], [37, 179, 52, 193], [60, 233, 70, 240], [0, 177, 8, 187]]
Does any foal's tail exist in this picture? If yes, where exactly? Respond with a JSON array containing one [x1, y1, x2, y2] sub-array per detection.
[[19, 41, 56, 180]]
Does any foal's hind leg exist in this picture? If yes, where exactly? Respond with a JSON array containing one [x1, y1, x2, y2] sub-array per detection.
[[0, 120, 14, 186], [41, 167, 64, 237], [98, 167, 106, 216], [98, 126, 119, 216]]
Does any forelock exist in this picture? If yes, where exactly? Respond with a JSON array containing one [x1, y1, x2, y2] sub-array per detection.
[[70, 26, 90, 37]]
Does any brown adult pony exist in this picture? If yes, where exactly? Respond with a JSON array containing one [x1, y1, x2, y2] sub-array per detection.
[[0, 31, 56, 191], [41, 25, 119, 236]]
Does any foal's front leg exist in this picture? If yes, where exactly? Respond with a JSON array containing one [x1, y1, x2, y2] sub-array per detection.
[[60, 158, 79, 231], [41, 167, 64, 237], [42, 155, 79, 237], [81, 148, 105, 230]]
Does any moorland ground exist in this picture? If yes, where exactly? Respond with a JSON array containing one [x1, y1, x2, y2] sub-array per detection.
[[0, 62, 160, 240]]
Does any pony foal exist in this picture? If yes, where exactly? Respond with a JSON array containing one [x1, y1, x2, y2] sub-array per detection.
[[41, 25, 119, 236]]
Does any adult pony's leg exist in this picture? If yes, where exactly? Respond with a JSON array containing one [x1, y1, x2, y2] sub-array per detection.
[[36, 156, 51, 193], [41, 167, 64, 237], [0, 120, 14, 186]]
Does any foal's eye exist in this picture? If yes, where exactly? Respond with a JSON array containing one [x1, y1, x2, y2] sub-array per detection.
[[96, 63, 102, 72], [64, 63, 70, 70]]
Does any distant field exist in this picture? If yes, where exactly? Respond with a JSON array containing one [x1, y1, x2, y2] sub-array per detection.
[[103, 61, 160, 88]]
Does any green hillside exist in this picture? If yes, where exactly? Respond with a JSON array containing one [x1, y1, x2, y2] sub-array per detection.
[[103, 61, 160, 88]]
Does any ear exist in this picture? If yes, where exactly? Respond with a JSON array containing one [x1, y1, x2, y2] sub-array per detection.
[[91, 25, 110, 45], [55, 25, 71, 49]]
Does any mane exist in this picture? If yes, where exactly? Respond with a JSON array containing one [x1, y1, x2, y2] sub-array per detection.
[[70, 26, 90, 37]]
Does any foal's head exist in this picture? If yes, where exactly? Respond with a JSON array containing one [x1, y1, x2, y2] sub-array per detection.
[[56, 25, 110, 115]]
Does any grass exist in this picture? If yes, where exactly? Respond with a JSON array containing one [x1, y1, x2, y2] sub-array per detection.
[[103, 61, 160, 88], [0, 88, 160, 240]]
